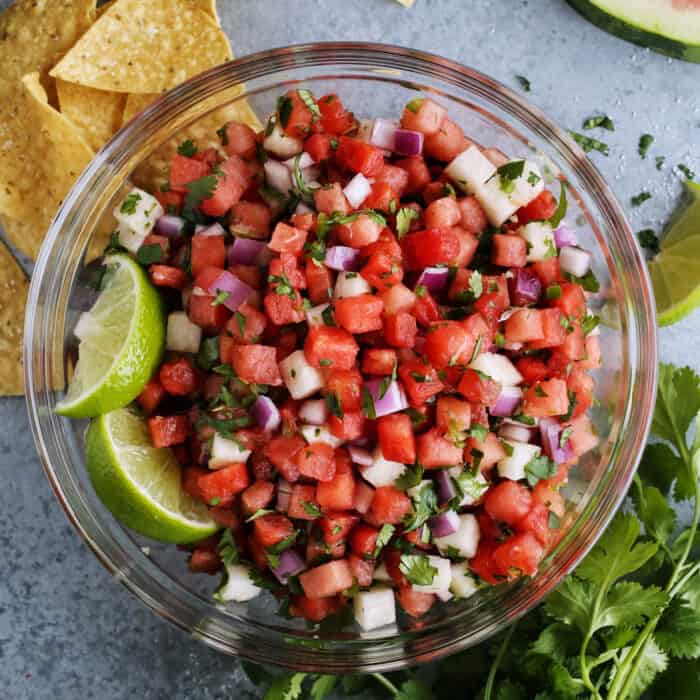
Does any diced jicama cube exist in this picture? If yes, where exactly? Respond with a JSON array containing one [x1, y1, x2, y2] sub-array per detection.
[[166, 311, 202, 353], [306, 303, 331, 327], [450, 562, 480, 598], [215, 563, 262, 602], [209, 433, 252, 468], [473, 176, 519, 226], [509, 160, 544, 208], [469, 352, 523, 386], [414, 556, 452, 595], [299, 399, 329, 425], [359, 447, 406, 487], [279, 350, 324, 399], [519, 222, 556, 263], [300, 424, 343, 448], [353, 587, 397, 631], [444, 146, 497, 194], [497, 440, 541, 481], [263, 119, 303, 159], [434, 514, 480, 559], [334, 271, 372, 300], [113, 187, 163, 238]]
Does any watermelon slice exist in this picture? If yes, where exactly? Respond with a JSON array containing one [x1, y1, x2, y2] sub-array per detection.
[[568, 0, 700, 63]]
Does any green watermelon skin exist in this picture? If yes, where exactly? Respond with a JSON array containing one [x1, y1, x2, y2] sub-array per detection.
[[568, 0, 700, 63]]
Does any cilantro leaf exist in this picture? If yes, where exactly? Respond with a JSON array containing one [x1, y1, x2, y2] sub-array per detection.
[[276, 95, 293, 128], [395, 463, 424, 490], [373, 523, 395, 558], [550, 663, 586, 697], [524, 455, 557, 487], [544, 576, 596, 635], [136, 243, 163, 266], [638, 442, 684, 496], [655, 599, 700, 659], [639, 133, 654, 158], [395, 679, 436, 700], [653, 364, 700, 446], [196, 336, 220, 371], [325, 392, 344, 419], [576, 512, 658, 586], [217, 528, 239, 567], [399, 553, 437, 586], [497, 160, 525, 194], [361, 387, 376, 419], [678, 163, 696, 181], [583, 114, 615, 131], [597, 581, 668, 630], [177, 139, 197, 157], [515, 75, 531, 92], [396, 207, 420, 238], [631, 191, 652, 207], [615, 637, 668, 699], [120, 192, 141, 215], [632, 481, 677, 544], [403, 481, 437, 532], [548, 183, 568, 228], [183, 174, 218, 218], [263, 672, 307, 700], [638, 228, 659, 252], [302, 501, 322, 518], [569, 130, 609, 155], [297, 89, 321, 121]]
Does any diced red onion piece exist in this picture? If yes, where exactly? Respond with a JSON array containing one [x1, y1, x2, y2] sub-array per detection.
[[271, 548, 306, 584], [251, 395, 281, 432], [348, 445, 373, 466], [343, 172, 372, 208], [228, 237, 266, 266], [299, 399, 329, 425], [508, 268, 542, 306], [276, 479, 292, 512], [283, 151, 315, 171], [429, 510, 460, 537], [370, 118, 398, 150], [554, 222, 579, 249], [498, 423, 534, 443], [325, 245, 361, 272], [155, 214, 186, 238], [415, 266, 450, 294], [197, 222, 226, 237], [206, 270, 254, 312], [363, 379, 409, 418], [539, 417, 574, 464], [490, 386, 523, 417], [264, 159, 293, 194], [559, 246, 592, 278], [434, 470, 458, 503], [394, 128, 424, 156]]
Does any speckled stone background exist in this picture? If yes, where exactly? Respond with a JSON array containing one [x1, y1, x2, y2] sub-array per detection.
[[0, 0, 698, 697]]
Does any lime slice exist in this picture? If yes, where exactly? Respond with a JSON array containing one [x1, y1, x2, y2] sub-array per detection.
[[649, 181, 700, 326], [56, 254, 165, 418], [86, 407, 218, 543]]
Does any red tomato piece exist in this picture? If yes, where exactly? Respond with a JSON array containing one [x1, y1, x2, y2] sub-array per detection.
[[304, 325, 359, 370], [458, 369, 501, 405], [400, 98, 446, 135], [423, 118, 469, 161], [197, 463, 250, 506], [397, 585, 436, 618], [299, 559, 354, 599], [484, 481, 533, 525], [320, 513, 359, 545], [435, 396, 471, 432], [263, 436, 305, 482], [523, 378, 569, 417], [305, 133, 333, 162], [517, 190, 557, 226], [402, 228, 460, 269], [149, 265, 187, 290], [492, 532, 544, 577], [170, 154, 210, 191], [268, 222, 308, 256], [148, 415, 189, 448], [424, 321, 474, 369], [297, 442, 337, 482], [230, 344, 283, 386], [491, 233, 527, 268], [222, 121, 257, 158], [137, 378, 166, 415], [160, 358, 198, 396], [369, 486, 412, 525], [318, 93, 356, 134], [334, 294, 384, 334], [316, 458, 356, 511], [398, 360, 444, 405], [253, 513, 294, 548], [362, 348, 398, 375], [191, 235, 226, 277], [288, 484, 319, 520], [384, 312, 417, 349], [200, 156, 249, 217], [378, 414, 416, 464], [504, 308, 545, 343], [416, 427, 463, 468], [290, 595, 342, 621], [348, 554, 375, 587], [263, 289, 305, 325], [241, 480, 275, 516], [335, 136, 384, 177]]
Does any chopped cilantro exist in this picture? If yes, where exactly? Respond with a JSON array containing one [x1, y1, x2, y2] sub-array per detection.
[[373, 524, 395, 558], [234, 310, 246, 336], [631, 191, 652, 207], [405, 98, 423, 113], [582, 313, 600, 336], [302, 501, 322, 518], [638, 133, 654, 158], [246, 508, 275, 522], [361, 387, 376, 420], [396, 207, 420, 238], [136, 244, 162, 266], [468, 423, 488, 441], [414, 284, 427, 298], [297, 89, 321, 121], [216, 125, 228, 146], [562, 268, 600, 293], [177, 139, 197, 157], [638, 229, 659, 253], [268, 272, 296, 298], [525, 454, 558, 487], [183, 175, 218, 219], [548, 183, 568, 228], [399, 554, 437, 586], [325, 392, 344, 419], [548, 511, 561, 529], [196, 336, 220, 371], [120, 192, 141, 215], [319, 359, 333, 367], [527, 171, 541, 186], [211, 289, 231, 307], [569, 130, 609, 155], [546, 284, 562, 300], [217, 528, 239, 567], [678, 164, 696, 181], [655, 155, 665, 170], [582, 115, 615, 131], [395, 463, 424, 490], [497, 160, 525, 194], [276, 95, 293, 128], [515, 75, 531, 92]]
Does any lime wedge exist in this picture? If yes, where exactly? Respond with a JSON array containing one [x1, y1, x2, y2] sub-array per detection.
[[86, 407, 218, 543], [56, 254, 165, 418], [649, 181, 700, 326]]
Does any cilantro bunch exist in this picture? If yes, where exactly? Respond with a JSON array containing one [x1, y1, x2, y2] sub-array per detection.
[[242, 363, 700, 700]]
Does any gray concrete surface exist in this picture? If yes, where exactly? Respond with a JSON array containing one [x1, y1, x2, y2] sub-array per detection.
[[0, 0, 699, 697]]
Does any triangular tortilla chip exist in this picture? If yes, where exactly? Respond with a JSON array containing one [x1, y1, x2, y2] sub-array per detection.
[[121, 92, 161, 126], [56, 79, 127, 152], [0, 73, 94, 258], [130, 96, 262, 192], [50, 0, 231, 94], [0, 240, 29, 395], [0, 0, 96, 101]]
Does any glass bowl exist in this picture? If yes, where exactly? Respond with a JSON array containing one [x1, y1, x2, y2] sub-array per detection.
[[24, 43, 657, 672]]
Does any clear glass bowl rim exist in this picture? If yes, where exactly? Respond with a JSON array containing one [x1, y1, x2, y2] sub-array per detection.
[[24, 42, 658, 672]]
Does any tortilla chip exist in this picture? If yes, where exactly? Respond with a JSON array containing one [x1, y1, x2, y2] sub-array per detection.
[[121, 92, 161, 126], [130, 96, 262, 192], [0, 213, 43, 261], [192, 0, 219, 21], [0, 0, 96, 100], [96, 0, 115, 18], [56, 79, 127, 151], [0, 241, 29, 395], [0, 73, 94, 258], [50, 0, 232, 94]]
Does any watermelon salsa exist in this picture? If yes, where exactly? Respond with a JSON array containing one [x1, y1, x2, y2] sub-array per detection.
[[112, 89, 601, 631]]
